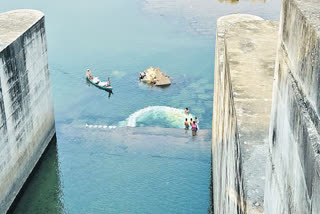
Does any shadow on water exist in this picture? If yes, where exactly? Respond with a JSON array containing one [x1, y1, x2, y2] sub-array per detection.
[[8, 135, 64, 214], [137, 81, 172, 92], [209, 153, 214, 214]]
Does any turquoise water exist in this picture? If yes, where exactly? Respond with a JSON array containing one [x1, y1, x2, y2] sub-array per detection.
[[11, 127, 212, 214], [1, 0, 280, 213], [2, 0, 280, 129]]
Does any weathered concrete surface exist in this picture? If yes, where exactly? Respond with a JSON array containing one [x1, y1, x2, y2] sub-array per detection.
[[264, 0, 320, 213], [212, 14, 278, 214], [0, 10, 55, 213]]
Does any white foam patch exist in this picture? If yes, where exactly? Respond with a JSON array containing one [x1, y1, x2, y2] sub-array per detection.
[[86, 124, 117, 129], [120, 106, 194, 128], [85, 106, 197, 129]]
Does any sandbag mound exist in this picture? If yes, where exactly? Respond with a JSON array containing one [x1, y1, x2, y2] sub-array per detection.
[[139, 67, 171, 86]]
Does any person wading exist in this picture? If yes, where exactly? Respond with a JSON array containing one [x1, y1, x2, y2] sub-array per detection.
[[184, 118, 189, 130], [192, 121, 198, 136], [190, 118, 193, 126]]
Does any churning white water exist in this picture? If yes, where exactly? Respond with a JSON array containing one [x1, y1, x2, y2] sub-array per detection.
[[120, 106, 194, 128], [86, 106, 197, 129]]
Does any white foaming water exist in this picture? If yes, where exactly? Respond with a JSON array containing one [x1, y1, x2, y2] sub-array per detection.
[[85, 124, 117, 129], [120, 106, 195, 128], [86, 106, 197, 129]]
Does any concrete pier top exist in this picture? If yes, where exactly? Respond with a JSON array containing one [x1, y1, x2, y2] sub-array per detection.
[[0, 9, 44, 51], [226, 19, 279, 212], [216, 14, 263, 33], [225, 20, 279, 140]]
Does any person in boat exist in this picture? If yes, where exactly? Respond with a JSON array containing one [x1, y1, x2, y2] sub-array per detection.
[[190, 118, 193, 126], [106, 77, 111, 87], [185, 107, 189, 114], [87, 69, 93, 80], [192, 121, 198, 136], [184, 118, 189, 130]]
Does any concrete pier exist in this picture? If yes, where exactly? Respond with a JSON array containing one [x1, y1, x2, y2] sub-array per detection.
[[212, 0, 320, 213], [0, 10, 55, 213], [264, 0, 320, 213], [212, 14, 278, 214]]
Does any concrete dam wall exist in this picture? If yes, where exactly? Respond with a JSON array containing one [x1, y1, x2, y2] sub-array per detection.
[[265, 0, 320, 213], [212, 0, 320, 213], [212, 14, 278, 214], [0, 10, 55, 213]]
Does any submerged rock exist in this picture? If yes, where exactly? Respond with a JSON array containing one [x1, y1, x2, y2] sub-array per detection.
[[139, 67, 171, 86]]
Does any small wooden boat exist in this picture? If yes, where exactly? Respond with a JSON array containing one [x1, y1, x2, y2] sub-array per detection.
[[86, 70, 112, 92]]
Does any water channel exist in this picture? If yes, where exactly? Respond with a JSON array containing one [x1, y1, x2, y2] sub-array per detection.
[[1, 0, 280, 213]]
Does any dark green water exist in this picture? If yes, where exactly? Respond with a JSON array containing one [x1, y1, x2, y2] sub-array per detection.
[[1, 0, 280, 213]]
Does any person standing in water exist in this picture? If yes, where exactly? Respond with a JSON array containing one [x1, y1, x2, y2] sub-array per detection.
[[192, 121, 198, 136], [185, 108, 189, 114], [194, 117, 198, 124], [190, 118, 193, 126], [184, 118, 189, 130]]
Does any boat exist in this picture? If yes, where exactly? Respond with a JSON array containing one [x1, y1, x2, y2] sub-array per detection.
[[86, 70, 112, 92]]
